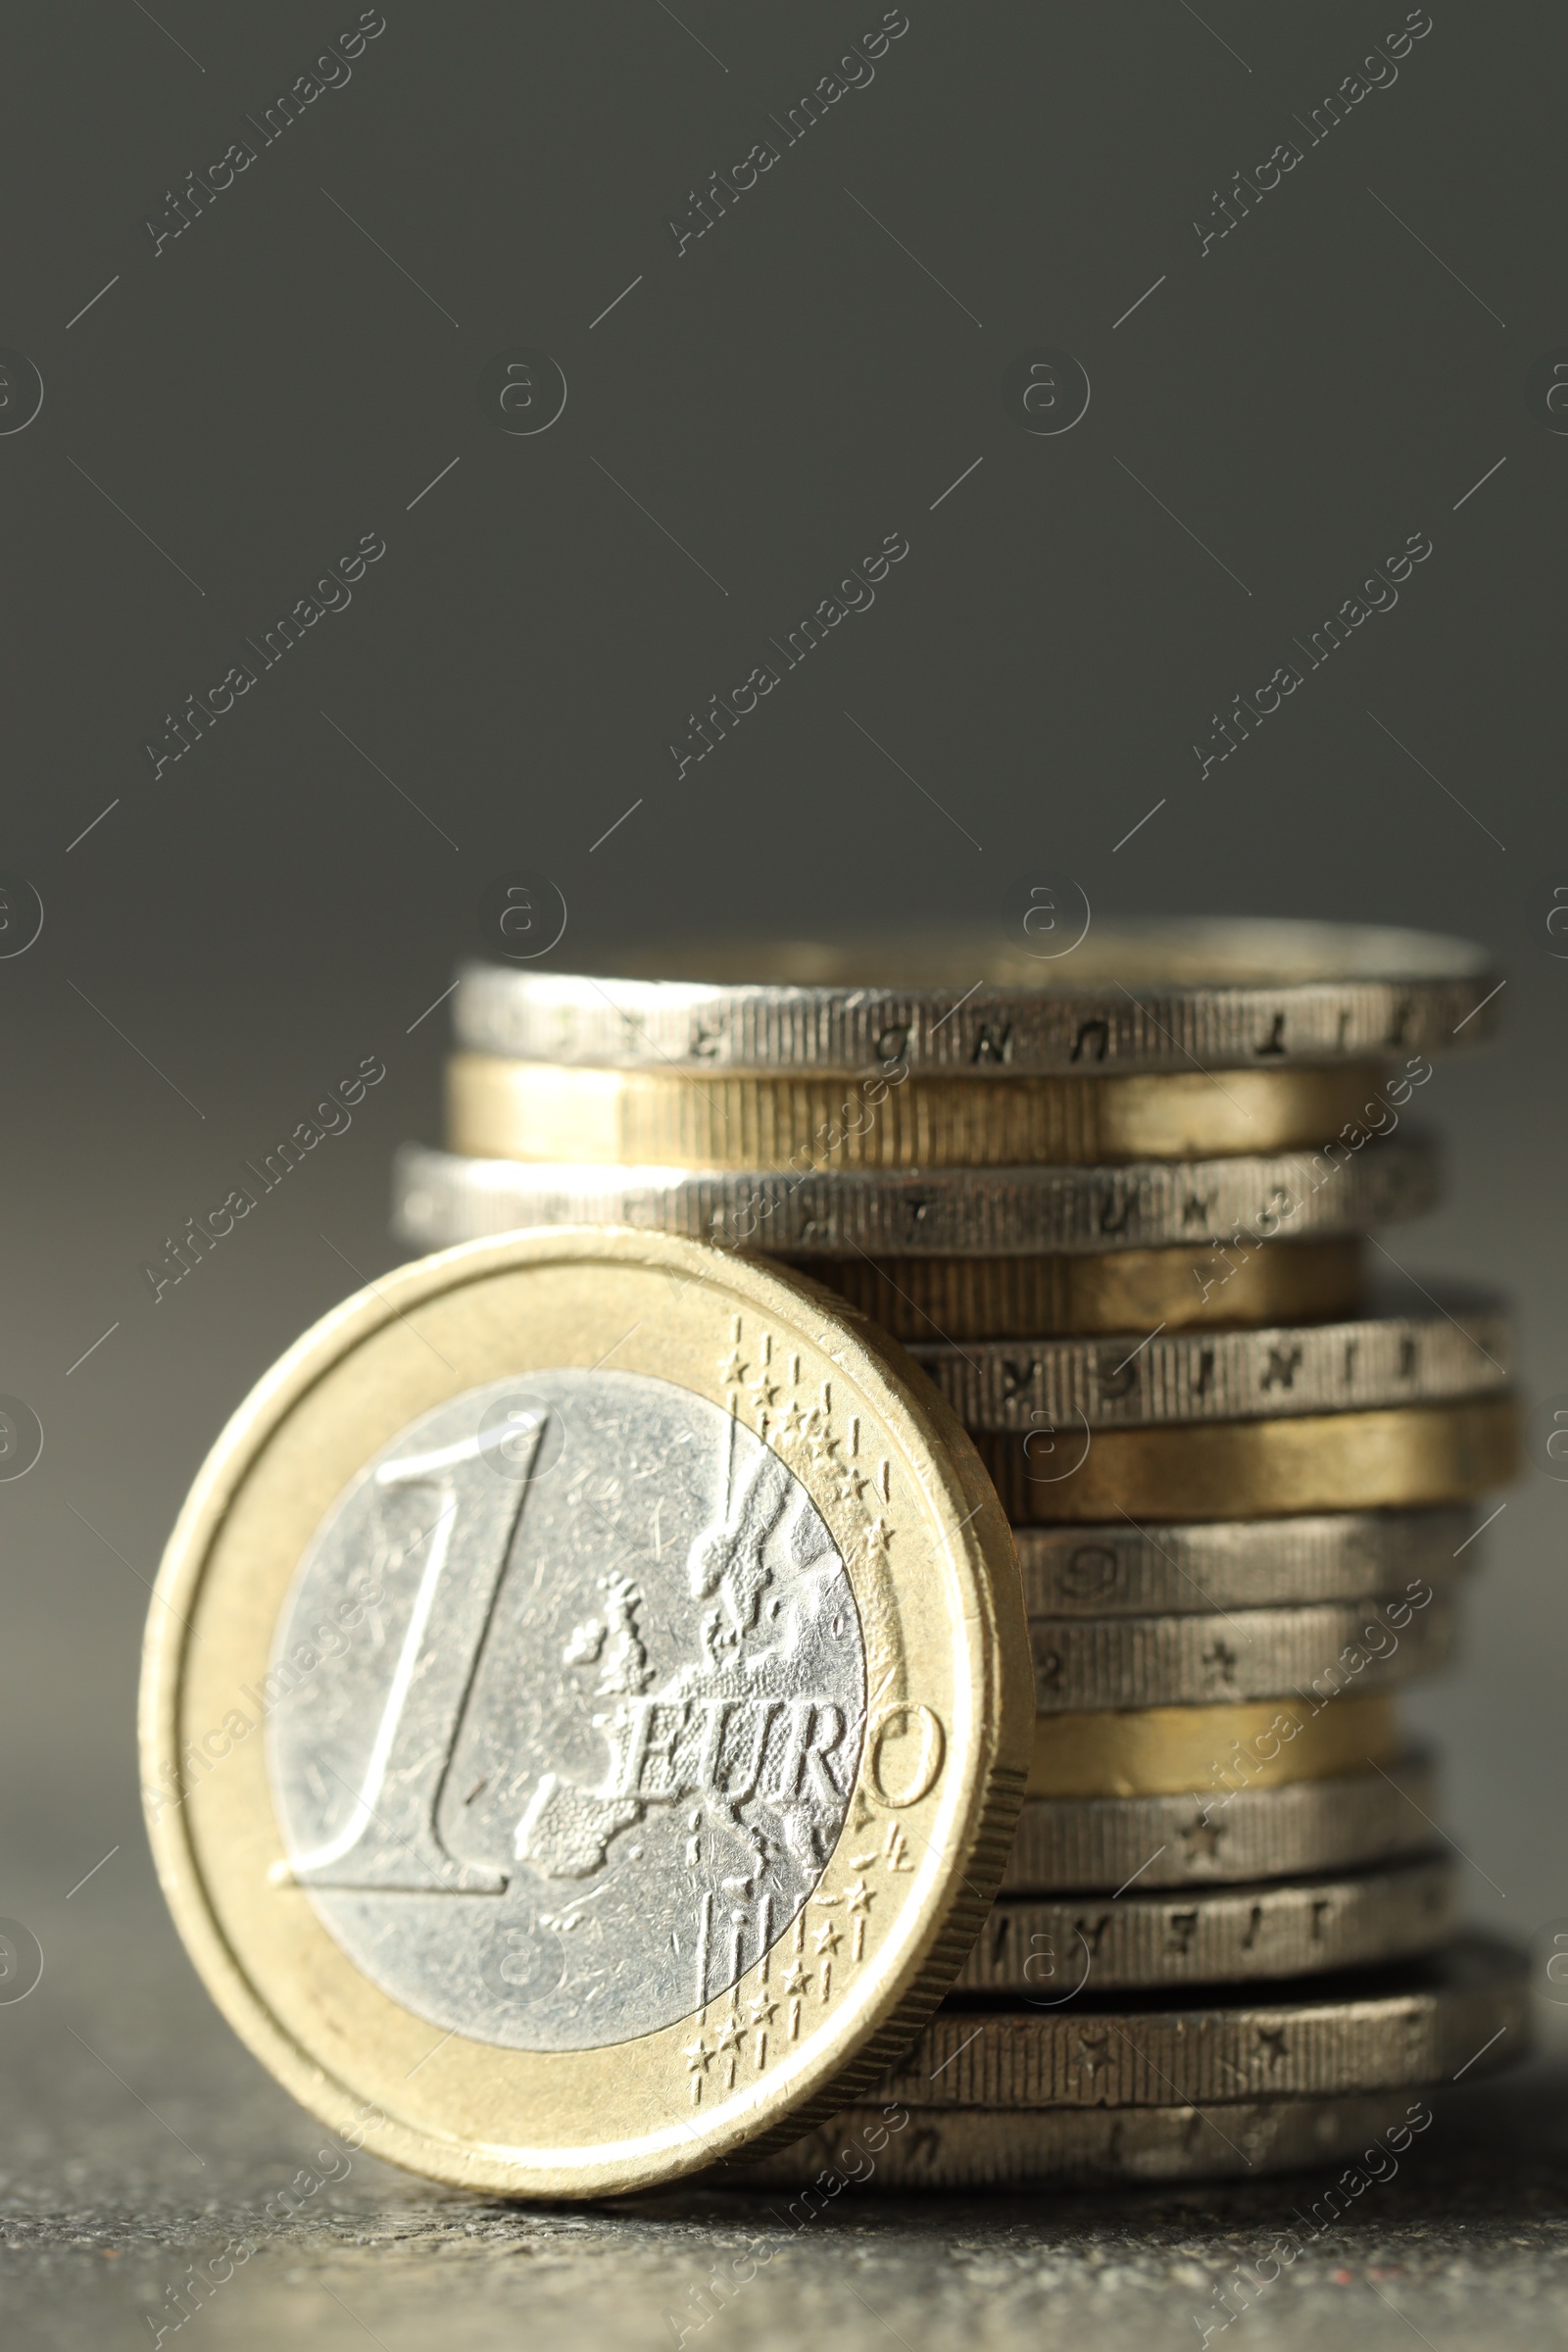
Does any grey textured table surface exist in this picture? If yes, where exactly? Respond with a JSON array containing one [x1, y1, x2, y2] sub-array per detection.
[[4, 1863, 1565, 2352]]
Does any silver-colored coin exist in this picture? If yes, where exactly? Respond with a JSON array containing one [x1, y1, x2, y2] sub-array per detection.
[[393, 1136, 1440, 1259], [451, 919, 1497, 1071], [911, 1298, 1509, 1431], [268, 1368, 864, 2053], [871, 1935, 1526, 2106], [1029, 1589, 1455, 1711], [1001, 1753, 1439, 1891], [957, 1857, 1454, 1994], [1014, 1508, 1480, 1615], [736, 2088, 1444, 2187]]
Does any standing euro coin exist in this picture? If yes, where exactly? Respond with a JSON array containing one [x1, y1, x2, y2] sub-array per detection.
[[139, 1230, 1031, 2196]]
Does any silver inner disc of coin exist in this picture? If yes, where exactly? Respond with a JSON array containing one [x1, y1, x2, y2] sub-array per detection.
[[267, 1368, 866, 2051]]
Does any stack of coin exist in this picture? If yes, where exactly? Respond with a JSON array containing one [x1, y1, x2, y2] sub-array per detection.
[[393, 919, 1525, 2184]]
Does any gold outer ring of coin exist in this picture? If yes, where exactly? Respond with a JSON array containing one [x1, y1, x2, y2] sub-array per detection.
[[1026, 1691, 1398, 1797], [956, 1853, 1454, 1993], [869, 1935, 1527, 2107], [452, 918, 1499, 1071], [976, 1395, 1520, 1523], [788, 1238, 1368, 1340], [446, 1054, 1396, 1169], [138, 1227, 1032, 2199], [730, 2088, 1446, 2188]]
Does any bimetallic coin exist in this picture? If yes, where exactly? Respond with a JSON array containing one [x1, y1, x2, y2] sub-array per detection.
[[1027, 1693, 1400, 1799], [978, 1396, 1520, 1523], [451, 919, 1497, 1071], [872, 1936, 1527, 2106], [1029, 1590, 1455, 1712], [913, 1299, 1510, 1431], [788, 1239, 1369, 1341], [956, 1857, 1454, 1993], [139, 1230, 1031, 2197], [1015, 1509, 1479, 1615], [737, 2088, 1446, 2187], [446, 1054, 1396, 1169], [1002, 1753, 1440, 1891], [393, 1136, 1440, 1259]]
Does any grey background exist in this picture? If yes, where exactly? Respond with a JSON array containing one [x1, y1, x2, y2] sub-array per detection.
[[4, 2, 1567, 2344]]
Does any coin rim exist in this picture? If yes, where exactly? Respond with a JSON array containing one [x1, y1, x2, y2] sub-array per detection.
[[786, 1237, 1370, 1340], [392, 1134, 1440, 1257], [451, 918, 1499, 1071], [979, 1394, 1520, 1522], [908, 1300, 1511, 1430], [959, 1854, 1456, 1991], [1026, 1590, 1457, 1710], [873, 1932, 1527, 2105], [1011, 1509, 1478, 1614], [1002, 1749, 1440, 1891], [732, 2086, 1438, 2185], [446, 1053, 1397, 1170], [1026, 1691, 1398, 1797]]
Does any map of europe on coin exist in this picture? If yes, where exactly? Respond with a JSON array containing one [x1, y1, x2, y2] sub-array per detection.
[[267, 1369, 866, 2050]]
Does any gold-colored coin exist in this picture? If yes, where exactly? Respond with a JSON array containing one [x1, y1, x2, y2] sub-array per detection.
[[447, 1054, 1392, 1169], [734, 2089, 1442, 2188], [976, 1395, 1519, 1523], [139, 1229, 1030, 2198], [787, 1238, 1367, 1340], [1027, 1692, 1398, 1797]]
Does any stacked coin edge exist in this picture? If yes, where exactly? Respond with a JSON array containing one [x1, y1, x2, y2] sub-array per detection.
[[393, 924, 1524, 2188]]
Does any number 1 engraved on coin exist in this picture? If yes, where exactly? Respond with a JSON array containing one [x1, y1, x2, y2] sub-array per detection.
[[281, 1410, 549, 1892]]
